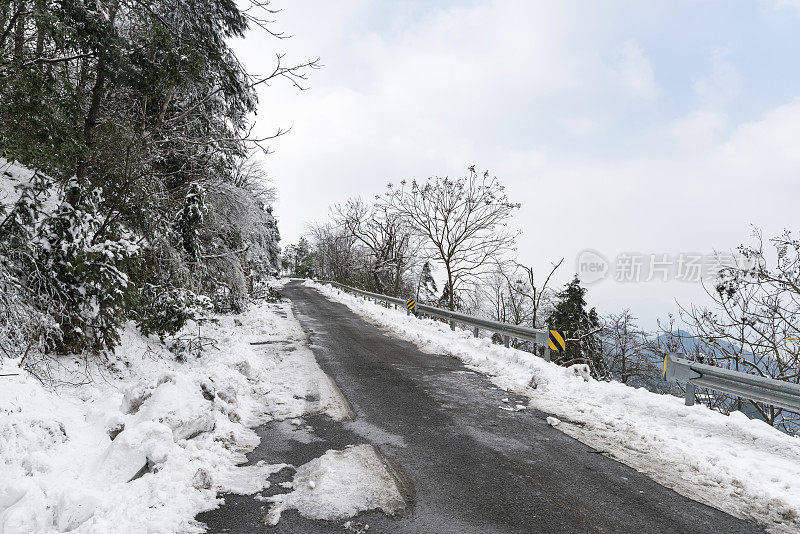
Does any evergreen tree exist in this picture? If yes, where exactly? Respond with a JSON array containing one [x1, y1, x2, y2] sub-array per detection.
[[437, 281, 462, 310], [282, 238, 314, 278], [549, 275, 604, 377], [417, 261, 438, 303], [177, 182, 207, 259]]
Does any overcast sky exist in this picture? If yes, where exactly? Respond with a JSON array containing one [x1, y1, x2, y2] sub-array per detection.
[[233, 0, 800, 328]]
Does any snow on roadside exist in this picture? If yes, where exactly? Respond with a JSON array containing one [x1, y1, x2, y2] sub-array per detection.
[[310, 280, 800, 533], [264, 444, 409, 525], [0, 286, 349, 533]]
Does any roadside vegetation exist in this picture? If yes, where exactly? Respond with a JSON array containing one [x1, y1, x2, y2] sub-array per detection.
[[0, 0, 310, 374]]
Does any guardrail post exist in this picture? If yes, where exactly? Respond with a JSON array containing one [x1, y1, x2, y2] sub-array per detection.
[[544, 344, 551, 362], [473, 326, 479, 338], [450, 319, 456, 331], [685, 383, 696, 406], [503, 335, 509, 348]]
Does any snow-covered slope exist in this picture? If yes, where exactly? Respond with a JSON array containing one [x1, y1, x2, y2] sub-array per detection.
[[310, 280, 800, 533], [0, 288, 349, 533]]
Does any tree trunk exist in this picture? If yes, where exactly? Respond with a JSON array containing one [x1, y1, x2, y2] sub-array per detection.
[[34, 0, 44, 56], [446, 265, 455, 311], [71, 4, 117, 206], [393, 261, 401, 297], [13, 0, 25, 64]]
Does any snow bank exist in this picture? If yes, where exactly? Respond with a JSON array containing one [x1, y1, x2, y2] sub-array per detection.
[[265, 444, 409, 525], [310, 280, 800, 533], [0, 288, 349, 533]]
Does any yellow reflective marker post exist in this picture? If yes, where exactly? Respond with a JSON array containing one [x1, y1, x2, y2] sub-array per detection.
[[406, 299, 416, 312], [663, 354, 668, 380], [548, 330, 566, 351]]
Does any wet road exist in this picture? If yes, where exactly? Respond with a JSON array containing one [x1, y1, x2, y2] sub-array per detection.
[[198, 280, 763, 533]]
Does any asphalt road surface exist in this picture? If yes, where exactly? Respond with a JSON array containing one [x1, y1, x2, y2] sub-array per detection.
[[198, 280, 763, 533]]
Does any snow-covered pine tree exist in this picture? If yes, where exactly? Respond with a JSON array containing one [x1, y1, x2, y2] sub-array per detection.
[[177, 182, 207, 260], [417, 261, 438, 304], [36, 182, 138, 353], [549, 275, 604, 378]]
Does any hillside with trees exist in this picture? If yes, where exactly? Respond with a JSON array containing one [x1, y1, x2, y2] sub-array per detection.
[[0, 0, 311, 367]]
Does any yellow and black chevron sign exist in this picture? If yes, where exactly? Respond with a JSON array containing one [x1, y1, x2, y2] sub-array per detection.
[[406, 298, 416, 311], [549, 330, 566, 351]]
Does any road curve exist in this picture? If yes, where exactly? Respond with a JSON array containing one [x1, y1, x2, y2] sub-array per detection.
[[198, 280, 763, 533]]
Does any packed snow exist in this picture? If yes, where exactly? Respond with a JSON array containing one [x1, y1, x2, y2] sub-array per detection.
[[264, 444, 409, 525], [310, 280, 800, 533], [0, 285, 351, 533]]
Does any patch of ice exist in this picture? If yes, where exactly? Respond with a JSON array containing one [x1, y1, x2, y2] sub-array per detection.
[[266, 445, 408, 525]]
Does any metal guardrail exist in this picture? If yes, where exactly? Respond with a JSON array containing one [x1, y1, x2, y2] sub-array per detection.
[[323, 281, 552, 361], [663, 352, 800, 412]]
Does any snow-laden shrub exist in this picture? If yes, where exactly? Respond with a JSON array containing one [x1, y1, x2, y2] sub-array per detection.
[[0, 256, 60, 363], [176, 182, 206, 259], [35, 184, 139, 353], [0, 171, 61, 364], [1, 175, 138, 356], [135, 284, 212, 340]]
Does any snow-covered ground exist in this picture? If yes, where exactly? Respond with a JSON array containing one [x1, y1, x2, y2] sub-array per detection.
[[0, 282, 398, 533], [310, 280, 800, 533]]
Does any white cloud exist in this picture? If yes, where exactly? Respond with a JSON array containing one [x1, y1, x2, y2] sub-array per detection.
[[667, 109, 730, 150], [706, 98, 800, 185], [614, 41, 658, 100], [771, 0, 800, 14], [557, 115, 604, 136], [233, 0, 800, 327], [692, 48, 742, 107]]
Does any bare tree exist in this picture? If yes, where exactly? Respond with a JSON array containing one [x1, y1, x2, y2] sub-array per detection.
[[600, 310, 652, 384], [332, 198, 421, 296], [677, 229, 800, 434], [308, 222, 357, 283], [483, 265, 518, 325], [381, 166, 520, 310], [475, 259, 561, 355], [502, 259, 564, 329]]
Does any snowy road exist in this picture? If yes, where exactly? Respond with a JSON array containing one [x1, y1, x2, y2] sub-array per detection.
[[200, 281, 764, 533]]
